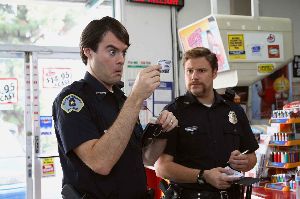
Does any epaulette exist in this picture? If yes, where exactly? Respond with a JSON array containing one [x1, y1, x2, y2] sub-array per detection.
[[57, 80, 87, 100], [61, 79, 86, 93], [175, 95, 192, 108], [164, 95, 190, 111]]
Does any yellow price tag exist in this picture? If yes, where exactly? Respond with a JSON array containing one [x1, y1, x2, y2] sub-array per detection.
[[257, 64, 274, 74]]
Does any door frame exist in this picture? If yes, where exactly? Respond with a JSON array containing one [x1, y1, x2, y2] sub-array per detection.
[[0, 44, 80, 199]]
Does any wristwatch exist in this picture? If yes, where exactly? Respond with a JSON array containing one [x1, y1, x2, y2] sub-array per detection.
[[197, 169, 206, 184]]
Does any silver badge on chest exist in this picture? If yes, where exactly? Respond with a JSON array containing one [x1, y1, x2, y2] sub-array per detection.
[[228, 111, 238, 124], [184, 126, 198, 134]]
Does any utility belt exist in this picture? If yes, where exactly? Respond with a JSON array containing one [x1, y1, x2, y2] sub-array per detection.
[[61, 184, 94, 199], [61, 184, 154, 199], [160, 180, 241, 199], [180, 188, 239, 199]]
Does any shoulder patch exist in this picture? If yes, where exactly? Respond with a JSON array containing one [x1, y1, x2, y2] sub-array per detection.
[[61, 94, 84, 113]]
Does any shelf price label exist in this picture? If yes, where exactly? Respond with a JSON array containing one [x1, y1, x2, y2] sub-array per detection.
[[0, 78, 18, 104]]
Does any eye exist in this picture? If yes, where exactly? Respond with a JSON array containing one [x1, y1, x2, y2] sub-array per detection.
[[109, 49, 116, 56], [186, 69, 193, 74], [122, 51, 127, 57]]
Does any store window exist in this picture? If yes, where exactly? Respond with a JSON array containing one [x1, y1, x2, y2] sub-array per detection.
[[0, 0, 113, 47]]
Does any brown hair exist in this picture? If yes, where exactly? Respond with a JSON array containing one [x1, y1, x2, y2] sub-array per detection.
[[183, 47, 218, 71], [79, 16, 130, 65]]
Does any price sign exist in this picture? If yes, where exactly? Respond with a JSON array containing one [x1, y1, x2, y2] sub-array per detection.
[[0, 78, 18, 104], [43, 68, 72, 88]]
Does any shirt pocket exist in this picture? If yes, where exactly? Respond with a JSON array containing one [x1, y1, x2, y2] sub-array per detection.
[[223, 125, 241, 151], [179, 127, 208, 155]]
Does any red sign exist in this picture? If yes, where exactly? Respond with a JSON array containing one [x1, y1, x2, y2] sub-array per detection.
[[127, 0, 184, 6]]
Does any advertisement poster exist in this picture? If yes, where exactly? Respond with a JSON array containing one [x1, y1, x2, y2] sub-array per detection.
[[178, 15, 229, 72], [252, 65, 290, 119], [42, 158, 55, 177], [228, 32, 284, 61], [40, 116, 57, 155], [228, 34, 246, 60], [0, 78, 18, 104], [153, 82, 173, 116]]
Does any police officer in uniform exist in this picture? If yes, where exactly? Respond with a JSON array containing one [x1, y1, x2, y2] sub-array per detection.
[[52, 16, 178, 199], [155, 47, 259, 199]]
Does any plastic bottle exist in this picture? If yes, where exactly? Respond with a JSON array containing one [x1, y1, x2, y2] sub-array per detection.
[[296, 166, 300, 198]]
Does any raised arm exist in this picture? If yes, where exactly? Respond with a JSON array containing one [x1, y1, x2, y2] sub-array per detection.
[[74, 65, 161, 175]]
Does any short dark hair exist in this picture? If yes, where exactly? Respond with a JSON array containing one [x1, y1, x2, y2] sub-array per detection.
[[79, 16, 130, 65], [183, 47, 218, 71]]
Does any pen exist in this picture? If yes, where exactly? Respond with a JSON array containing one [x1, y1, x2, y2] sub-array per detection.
[[227, 150, 249, 163], [240, 150, 249, 155], [226, 150, 249, 171]]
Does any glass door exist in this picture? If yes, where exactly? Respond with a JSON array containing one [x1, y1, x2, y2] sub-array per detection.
[[0, 47, 85, 199], [0, 52, 26, 199], [36, 51, 86, 199]]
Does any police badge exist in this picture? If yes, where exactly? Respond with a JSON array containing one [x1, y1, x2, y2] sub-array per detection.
[[228, 111, 238, 124]]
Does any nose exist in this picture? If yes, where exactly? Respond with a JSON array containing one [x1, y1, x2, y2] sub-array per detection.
[[116, 53, 125, 65], [191, 71, 198, 80]]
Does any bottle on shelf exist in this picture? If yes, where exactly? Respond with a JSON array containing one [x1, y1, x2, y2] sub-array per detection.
[[296, 166, 300, 198]]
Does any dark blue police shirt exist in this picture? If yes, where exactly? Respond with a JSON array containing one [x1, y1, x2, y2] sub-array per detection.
[[164, 90, 259, 191], [52, 72, 147, 198]]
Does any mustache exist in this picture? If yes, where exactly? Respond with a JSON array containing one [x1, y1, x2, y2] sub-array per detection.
[[189, 81, 204, 86]]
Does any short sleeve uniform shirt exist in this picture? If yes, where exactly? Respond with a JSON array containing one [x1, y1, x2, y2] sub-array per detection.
[[164, 91, 259, 191], [52, 72, 146, 198]]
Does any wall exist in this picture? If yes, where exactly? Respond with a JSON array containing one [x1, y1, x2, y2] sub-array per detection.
[[259, 0, 300, 55], [121, 1, 174, 95], [230, 0, 251, 16]]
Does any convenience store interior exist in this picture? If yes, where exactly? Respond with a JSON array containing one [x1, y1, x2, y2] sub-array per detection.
[[0, 0, 300, 198]]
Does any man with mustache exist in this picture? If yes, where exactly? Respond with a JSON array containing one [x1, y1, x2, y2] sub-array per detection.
[[154, 47, 259, 199]]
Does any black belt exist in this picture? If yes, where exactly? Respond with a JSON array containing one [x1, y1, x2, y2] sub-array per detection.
[[180, 189, 230, 199]]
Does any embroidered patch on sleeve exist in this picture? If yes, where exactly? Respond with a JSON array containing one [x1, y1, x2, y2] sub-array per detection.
[[61, 94, 84, 113]]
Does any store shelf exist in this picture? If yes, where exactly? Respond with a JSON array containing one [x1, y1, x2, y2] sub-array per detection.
[[269, 140, 300, 146], [265, 183, 290, 191], [269, 118, 300, 124], [266, 161, 300, 169], [266, 107, 300, 192]]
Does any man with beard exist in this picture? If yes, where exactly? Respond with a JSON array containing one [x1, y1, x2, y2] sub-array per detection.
[[154, 47, 258, 199]]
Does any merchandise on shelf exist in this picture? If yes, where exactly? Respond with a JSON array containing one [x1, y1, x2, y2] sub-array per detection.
[[265, 102, 300, 192]]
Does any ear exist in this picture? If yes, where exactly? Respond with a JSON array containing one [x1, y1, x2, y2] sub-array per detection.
[[83, 48, 92, 58], [212, 68, 218, 80]]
